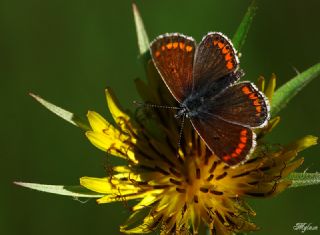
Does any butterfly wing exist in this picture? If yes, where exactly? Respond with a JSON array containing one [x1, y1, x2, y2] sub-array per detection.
[[190, 82, 269, 165], [150, 33, 196, 102], [193, 32, 240, 91], [191, 116, 255, 166], [210, 82, 270, 128]]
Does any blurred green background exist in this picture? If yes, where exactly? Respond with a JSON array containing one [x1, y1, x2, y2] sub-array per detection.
[[1, 0, 320, 234]]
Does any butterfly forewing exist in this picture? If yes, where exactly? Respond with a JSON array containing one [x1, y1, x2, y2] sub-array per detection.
[[193, 32, 239, 90], [150, 34, 196, 102]]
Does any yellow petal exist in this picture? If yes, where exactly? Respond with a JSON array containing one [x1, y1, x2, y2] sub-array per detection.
[[113, 166, 132, 173], [80, 177, 112, 194], [132, 194, 159, 211], [106, 88, 137, 134], [287, 135, 318, 152], [245, 180, 291, 197], [282, 158, 304, 178], [97, 191, 148, 204], [85, 131, 131, 159], [120, 212, 160, 234], [85, 131, 113, 152], [113, 172, 141, 181], [87, 111, 109, 132]]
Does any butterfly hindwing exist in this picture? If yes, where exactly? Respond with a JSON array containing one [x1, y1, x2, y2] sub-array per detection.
[[150, 34, 196, 102], [191, 116, 254, 166]]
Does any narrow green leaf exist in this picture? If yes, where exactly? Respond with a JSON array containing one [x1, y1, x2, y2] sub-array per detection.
[[257, 75, 265, 92], [30, 93, 90, 131], [288, 172, 320, 188], [264, 73, 276, 103], [232, 0, 258, 52], [14, 182, 104, 198], [132, 3, 149, 56], [271, 63, 320, 116]]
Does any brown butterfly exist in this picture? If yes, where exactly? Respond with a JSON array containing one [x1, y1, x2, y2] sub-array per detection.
[[150, 32, 269, 166]]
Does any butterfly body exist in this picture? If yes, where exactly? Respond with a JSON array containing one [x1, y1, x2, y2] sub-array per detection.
[[177, 71, 243, 120], [150, 32, 270, 166]]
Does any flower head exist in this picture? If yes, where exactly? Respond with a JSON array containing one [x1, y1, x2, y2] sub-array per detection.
[[80, 69, 317, 234]]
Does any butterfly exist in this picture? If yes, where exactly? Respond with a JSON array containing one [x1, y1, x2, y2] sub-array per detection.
[[150, 32, 270, 166]]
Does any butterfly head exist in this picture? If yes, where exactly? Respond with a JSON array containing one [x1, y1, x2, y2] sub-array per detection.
[[174, 95, 204, 120], [174, 106, 188, 119]]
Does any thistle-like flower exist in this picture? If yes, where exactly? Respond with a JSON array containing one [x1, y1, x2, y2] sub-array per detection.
[[16, 2, 320, 235], [80, 69, 316, 234]]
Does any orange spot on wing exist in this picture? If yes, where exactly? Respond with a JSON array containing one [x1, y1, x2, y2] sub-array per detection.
[[173, 42, 178, 49], [225, 53, 232, 61], [253, 99, 260, 106], [155, 51, 160, 57], [179, 42, 185, 50], [235, 148, 242, 155], [218, 42, 225, 49], [249, 93, 258, 99], [240, 136, 247, 143], [186, 45, 193, 52], [242, 86, 251, 95], [222, 47, 229, 54], [226, 129, 250, 161], [238, 143, 245, 149], [166, 43, 173, 49], [161, 46, 165, 51], [226, 61, 233, 70], [213, 40, 219, 46], [223, 155, 231, 161], [256, 106, 262, 113], [240, 129, 247, 136]]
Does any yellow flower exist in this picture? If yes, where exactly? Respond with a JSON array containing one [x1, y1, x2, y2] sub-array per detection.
[[80, 71, 317, 234]]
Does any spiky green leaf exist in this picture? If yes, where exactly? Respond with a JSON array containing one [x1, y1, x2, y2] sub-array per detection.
[[14, 182, 104, 198], [232, 0, 258, 52], [288, 172, 320, 188], [30, 93, 90, 131], [132, 3, 149, 56], [271, 63, 320, 116]]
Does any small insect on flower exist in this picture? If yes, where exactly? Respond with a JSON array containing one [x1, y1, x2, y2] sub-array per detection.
[[150, 32, 270, 166]]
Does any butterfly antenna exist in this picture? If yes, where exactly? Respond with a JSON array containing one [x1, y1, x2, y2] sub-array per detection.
[[176, 114, 185, 158], [133, 101, 180, 110]]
